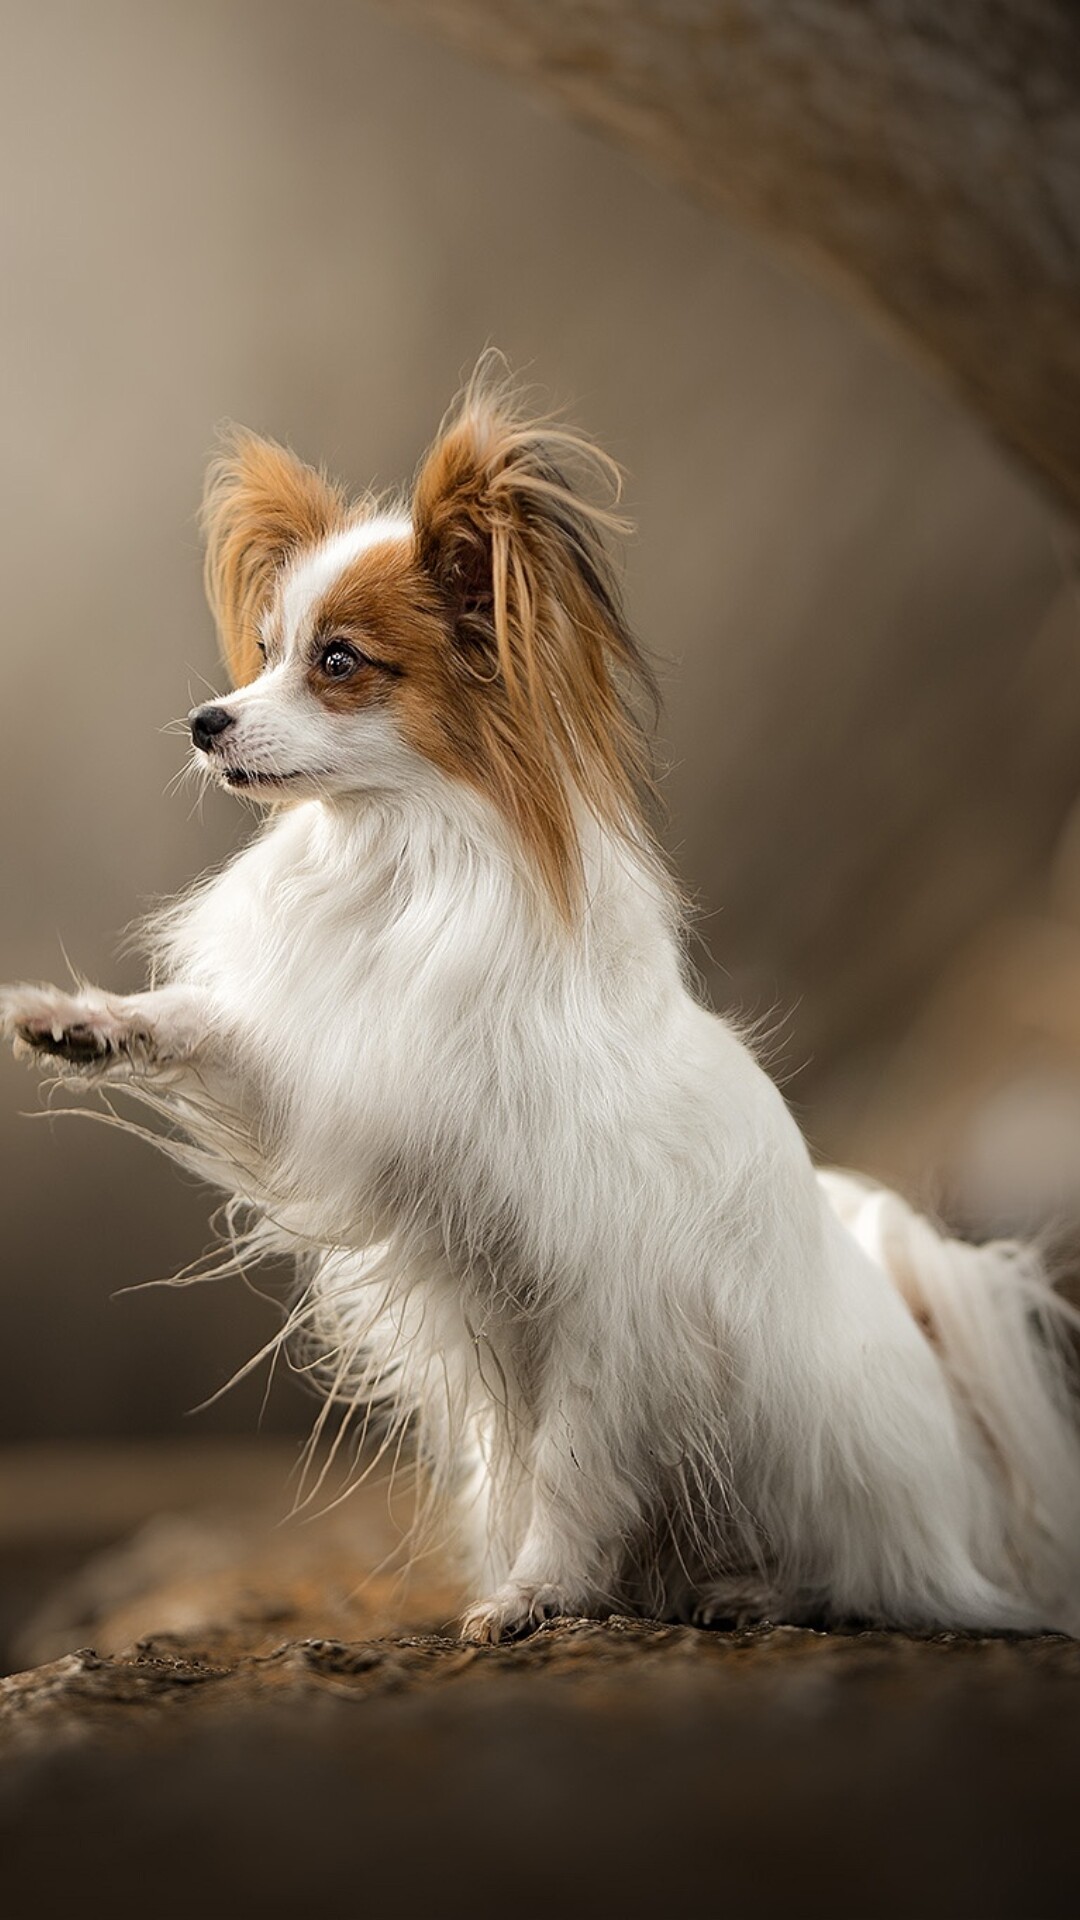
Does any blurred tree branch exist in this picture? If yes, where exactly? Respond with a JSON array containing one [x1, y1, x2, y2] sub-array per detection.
[[390, 0, 1080, 527]]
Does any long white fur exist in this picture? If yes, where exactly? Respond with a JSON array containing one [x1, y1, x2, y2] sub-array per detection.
[[5, 522, 1080, 1643]]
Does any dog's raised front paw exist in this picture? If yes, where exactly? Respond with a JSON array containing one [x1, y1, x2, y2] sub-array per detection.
[[0, 986, 151, 1072], [459, 1581, 587, 1645]]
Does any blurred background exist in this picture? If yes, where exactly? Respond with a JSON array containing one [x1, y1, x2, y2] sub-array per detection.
[[1, 0, 1079, 1477]]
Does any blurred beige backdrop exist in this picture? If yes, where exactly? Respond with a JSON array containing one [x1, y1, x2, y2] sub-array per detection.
[[1, 0, 1077, 1440]]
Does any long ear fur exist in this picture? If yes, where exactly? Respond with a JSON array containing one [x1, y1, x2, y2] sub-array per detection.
[[201, 429, 347, 685], [413, 364, 659, 918]]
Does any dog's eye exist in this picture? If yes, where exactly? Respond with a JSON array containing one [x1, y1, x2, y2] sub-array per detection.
[[319, 640, 362, 680]]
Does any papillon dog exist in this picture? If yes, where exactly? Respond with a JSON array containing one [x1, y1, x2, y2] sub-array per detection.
[[4, 365, 1080, 1641]]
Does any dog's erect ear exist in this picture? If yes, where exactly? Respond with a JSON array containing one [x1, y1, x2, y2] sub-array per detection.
[[201, 430, 347, 685], [412, 399, 506, 659], [411, 369, 647, 706], [412, 375, 630, 687], [411, 365, 657, 917]]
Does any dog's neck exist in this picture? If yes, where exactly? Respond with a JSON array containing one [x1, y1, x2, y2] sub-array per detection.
[[277, 783, 680, 984]]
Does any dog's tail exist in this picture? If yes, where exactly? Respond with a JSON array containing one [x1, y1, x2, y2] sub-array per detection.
[[820, 1168, 1080, 1631]]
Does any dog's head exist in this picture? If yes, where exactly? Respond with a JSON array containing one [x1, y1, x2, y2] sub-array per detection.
[[194, 365, 655, 916]]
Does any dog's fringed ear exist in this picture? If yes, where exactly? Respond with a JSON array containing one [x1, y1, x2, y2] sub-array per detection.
[[412, 369, 656, 917], [201, 430, 347, 685], [412, 378, 631, 686]]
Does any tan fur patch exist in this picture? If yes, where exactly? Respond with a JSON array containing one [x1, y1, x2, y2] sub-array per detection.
[[304, 540, 439, 711]]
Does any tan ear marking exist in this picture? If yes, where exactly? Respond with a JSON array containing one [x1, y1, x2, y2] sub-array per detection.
[[411, 365, 657, 920], [201, 429, 347, 685]]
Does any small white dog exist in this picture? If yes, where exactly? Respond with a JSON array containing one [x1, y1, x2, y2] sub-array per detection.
[[5, 368, 1080, 1641]]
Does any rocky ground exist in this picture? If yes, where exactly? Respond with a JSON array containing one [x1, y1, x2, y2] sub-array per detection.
[[1, 1443, 1077, 1918]]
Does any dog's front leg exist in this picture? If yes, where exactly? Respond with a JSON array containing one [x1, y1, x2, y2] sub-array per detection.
[[1, 981, 213, 1079], [459, 1392, 636, 1644]]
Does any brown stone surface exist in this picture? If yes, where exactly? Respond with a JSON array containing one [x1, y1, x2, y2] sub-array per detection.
[[1, 1450, 1079, 1917], [2, 1617, 1079, 1918]]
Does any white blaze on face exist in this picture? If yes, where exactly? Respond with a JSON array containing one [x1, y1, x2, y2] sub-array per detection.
[[279, 514, 413, 654]]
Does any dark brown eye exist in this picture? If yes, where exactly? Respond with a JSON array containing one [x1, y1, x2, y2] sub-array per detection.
[[319, 640, 361, 679]]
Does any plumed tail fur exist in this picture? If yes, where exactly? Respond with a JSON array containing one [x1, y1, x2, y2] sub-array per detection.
[[821, 1170, 1080, 1632]]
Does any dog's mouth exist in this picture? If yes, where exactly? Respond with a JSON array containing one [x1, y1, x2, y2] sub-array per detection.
[[218, 765, 311, 790]]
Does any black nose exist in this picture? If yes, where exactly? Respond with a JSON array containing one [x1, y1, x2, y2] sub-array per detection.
[[190, 704, 236, 752]]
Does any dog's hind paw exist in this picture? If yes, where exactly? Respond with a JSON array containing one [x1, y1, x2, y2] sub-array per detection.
[[691, 1577, 784, 1629]]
